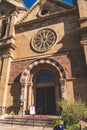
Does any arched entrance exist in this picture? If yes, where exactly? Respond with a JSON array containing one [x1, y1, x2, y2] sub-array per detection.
[[35, 72, 55, 115], [31, 64, 61, 115], [20, 58, 66, 115], [25, 63, 61, 115]]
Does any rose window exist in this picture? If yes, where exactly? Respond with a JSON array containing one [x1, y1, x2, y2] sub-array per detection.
[[31, 29, 57, 52]]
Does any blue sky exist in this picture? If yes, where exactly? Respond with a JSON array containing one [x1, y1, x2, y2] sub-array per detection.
[[61, 0, 73, 4], [22, 0, 36, 8], [22, 0, 73, 8]]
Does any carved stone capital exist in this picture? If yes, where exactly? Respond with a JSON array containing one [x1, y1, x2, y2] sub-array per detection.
[[81, 39, 87, 45], [60, 79, 66, 86]]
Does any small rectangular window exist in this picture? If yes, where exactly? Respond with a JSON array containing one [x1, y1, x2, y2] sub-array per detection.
[[1, 20, 7, 38], [0, 21, 2, 38], [0, 57, 4, 80]]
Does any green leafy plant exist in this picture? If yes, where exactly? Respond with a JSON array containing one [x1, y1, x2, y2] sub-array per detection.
[[53, 118, 63, 128], [66, 124, 80, 130], [57, 99, 87, 129]]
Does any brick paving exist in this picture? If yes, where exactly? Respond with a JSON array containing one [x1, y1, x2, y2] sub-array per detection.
[[0, 125, 53, 130]]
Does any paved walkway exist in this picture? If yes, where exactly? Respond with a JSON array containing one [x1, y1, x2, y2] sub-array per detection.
[[0, 125, 53, 130]]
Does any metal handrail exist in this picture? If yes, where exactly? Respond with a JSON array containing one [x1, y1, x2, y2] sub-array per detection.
[[35, 107, 42, 119], [36, 107, 42, 114], [21, 106, 42, 127]]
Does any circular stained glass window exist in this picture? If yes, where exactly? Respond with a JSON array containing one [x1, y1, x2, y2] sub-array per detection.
[[31, 29, 57, 52]]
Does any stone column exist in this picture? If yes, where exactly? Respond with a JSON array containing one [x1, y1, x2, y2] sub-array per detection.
[[60, 79, 67, 100], [66, 79, 74, 102], [1, 54, 13, 114], [31, 84, 35, 106], [23, 83, 28, 115], [8, 12, 17, 37], [21, 82, 34, 115], [81, 39, 87, 65], [28, 83, 33, 107]]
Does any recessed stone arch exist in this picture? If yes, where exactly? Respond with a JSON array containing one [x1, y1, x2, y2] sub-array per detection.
[[32, 65, 58, 84], [20, 58, 67, 84], [20, 58, 67, 115]]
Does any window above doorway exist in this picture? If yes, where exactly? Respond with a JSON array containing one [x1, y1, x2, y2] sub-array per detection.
[[36, 72, 55, 83]]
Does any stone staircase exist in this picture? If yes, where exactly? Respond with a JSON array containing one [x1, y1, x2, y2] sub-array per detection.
[[0, 114, 56, 128]]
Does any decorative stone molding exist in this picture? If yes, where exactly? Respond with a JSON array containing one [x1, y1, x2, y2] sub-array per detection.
[[81, 39, 87, 45], [17, 0, 42, 24], [20, 58, 67, 84]]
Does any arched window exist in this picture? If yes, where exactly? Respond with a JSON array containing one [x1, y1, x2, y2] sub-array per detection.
[[36, 72, 55, 83]]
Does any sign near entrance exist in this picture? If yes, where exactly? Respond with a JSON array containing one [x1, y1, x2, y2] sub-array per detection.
[[30, 106, 35, 115]]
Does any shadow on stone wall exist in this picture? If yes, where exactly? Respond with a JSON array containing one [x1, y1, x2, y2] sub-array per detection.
[[7, 74, 21, 115]]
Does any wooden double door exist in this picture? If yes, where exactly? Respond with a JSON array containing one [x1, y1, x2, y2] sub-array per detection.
[[36, 86, 56, 115]]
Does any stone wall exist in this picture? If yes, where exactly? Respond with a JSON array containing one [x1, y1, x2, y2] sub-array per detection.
[[9, 48, 87, 84], [73, 78, 87, 101], [14, 14, 80, 59]]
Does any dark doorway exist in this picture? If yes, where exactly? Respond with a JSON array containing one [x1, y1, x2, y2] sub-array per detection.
[[36, 86, 56, 115]]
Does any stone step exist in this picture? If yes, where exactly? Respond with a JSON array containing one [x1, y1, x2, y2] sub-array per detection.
[[0, 119, 53, 127], [0, 115, 55, 127]]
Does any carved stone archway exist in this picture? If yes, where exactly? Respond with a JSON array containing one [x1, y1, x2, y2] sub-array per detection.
[[20, 58, 67, 115]]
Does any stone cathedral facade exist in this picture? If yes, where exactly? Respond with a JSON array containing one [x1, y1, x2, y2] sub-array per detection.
[[0, 0, 87, 115]]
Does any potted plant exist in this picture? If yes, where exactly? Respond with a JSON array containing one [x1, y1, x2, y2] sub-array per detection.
[[53, 118, 64, 130]]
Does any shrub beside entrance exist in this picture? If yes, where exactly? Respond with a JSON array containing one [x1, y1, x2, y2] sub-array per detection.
[[57, 99, 87, 130]]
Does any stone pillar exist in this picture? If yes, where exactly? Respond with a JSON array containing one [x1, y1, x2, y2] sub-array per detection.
[[23, 83, 27, 113], [32, 87, 35, 106], [60, 79, 67, 100], [1, 54, 13, 114], [8, 12, 17, 37], [5, 17, 10, 37], [20, 82, 33, 115], [66, 79, 74, 102], [81, 38, 87, 65], [28, 83, 33, 107]]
